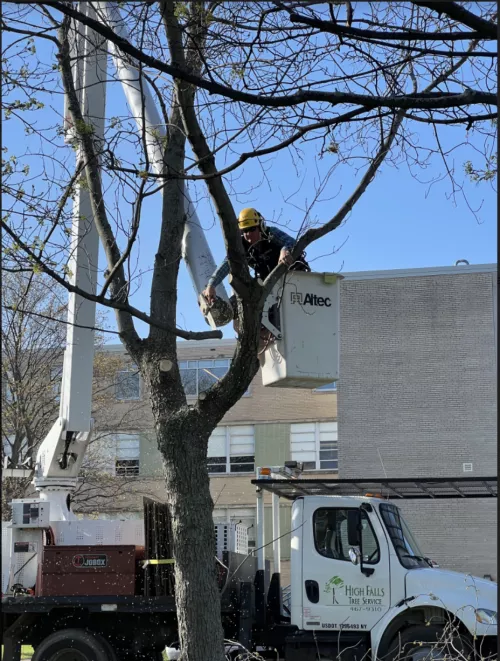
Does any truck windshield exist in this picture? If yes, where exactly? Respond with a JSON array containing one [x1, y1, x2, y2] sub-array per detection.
[[379, 503, 428, 569]]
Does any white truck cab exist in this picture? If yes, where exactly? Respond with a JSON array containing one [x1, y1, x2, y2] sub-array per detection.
[[255, 466, 497, 660]]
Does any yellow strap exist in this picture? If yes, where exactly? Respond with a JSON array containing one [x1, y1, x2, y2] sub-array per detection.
[[142, 559, 175, 568]]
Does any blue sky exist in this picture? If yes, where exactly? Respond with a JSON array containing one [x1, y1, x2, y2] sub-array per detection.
[[3, 10, 497, 343], [127, 116, 496, 340]]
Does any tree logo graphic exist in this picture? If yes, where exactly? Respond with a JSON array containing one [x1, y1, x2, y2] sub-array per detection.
[[324, 575, 344, 604]]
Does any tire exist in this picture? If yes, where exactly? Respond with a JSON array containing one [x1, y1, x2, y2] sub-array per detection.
[[95, 635, 118, 661], [32, 628, 116, 661], [388, 624, 473, 661]]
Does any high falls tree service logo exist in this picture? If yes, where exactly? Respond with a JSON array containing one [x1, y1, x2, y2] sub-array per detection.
[[324, 575, 386, 606], [324, 575, 344, 605]]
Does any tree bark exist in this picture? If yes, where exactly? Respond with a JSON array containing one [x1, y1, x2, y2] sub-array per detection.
[[149, 386, 225, 661]]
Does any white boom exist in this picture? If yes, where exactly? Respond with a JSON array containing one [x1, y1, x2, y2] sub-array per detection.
[[96, 1, 231, 329], [31, 2, 107, 521]]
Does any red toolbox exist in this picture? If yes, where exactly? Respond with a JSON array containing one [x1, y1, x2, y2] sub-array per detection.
[[37, 545, 136, 597]]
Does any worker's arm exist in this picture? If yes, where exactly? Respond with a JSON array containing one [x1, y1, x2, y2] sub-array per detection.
[[269, 227, 296, 266], [269, 226, 296, 251], [203, 259, 230, 303], [207, 259, 230, 288]]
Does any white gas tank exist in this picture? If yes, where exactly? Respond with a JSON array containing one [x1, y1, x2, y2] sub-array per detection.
[[260, 271, 342, 388]]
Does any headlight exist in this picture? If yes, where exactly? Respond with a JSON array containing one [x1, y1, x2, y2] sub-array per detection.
[[475, 608, 497, 625]]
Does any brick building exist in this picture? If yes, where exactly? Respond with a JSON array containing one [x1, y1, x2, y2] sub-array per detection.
[[338, 263, 497, 579], [87, 262, 497, 583]]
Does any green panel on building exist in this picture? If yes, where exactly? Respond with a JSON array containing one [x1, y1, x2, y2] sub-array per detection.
[[255, 423, 290, 468], [264, 505, 292, 560], [139, 431, 163, 476]]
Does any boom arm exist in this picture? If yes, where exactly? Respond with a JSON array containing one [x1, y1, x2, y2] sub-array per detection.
[[97, 1, 231, 328], [32, 2, 107, 520]]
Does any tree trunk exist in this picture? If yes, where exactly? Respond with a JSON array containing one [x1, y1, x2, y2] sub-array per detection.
[[154, 405, 226, 661]]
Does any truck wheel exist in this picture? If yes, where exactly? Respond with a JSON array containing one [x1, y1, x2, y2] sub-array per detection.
[[388, 624, 471, 661], [95, 635, 118, 661], [32, 629, 116, 661]]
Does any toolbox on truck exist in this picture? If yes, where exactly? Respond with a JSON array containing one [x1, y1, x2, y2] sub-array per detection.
[[36, 545, 136, 596]]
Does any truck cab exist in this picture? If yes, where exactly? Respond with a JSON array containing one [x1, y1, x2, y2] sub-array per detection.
[[255, 467, 497, 660]]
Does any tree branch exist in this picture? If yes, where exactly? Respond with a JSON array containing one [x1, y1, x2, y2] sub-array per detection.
[[105, 106, 373, 184], [411, 1, 497, 39], [287, 38, 481, 262], [57, 16, 140, 343], [99, 177, 146, 299], [287, 10, 492, 41], [2, 305, 121, 335], [403, 111, 498, 126], [160, 0, 253, 297], [1, 21, 60, 44], [41, 1, 497, 108], [1, 221, 223, 341]]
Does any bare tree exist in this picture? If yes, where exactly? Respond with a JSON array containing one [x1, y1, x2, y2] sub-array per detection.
[[1, 2, 496, 659], [1, 271, 152, 519]]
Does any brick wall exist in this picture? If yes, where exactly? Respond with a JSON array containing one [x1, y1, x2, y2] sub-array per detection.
[[338, 270, 496, 478], [338, 266, 497, 577], [398, 498, 497, 580]]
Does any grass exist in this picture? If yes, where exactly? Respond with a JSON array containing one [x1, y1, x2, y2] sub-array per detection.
[[3, 646, 167, 660]]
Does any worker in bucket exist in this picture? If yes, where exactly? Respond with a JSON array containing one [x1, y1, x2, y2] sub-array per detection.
[[203, 207, 309, 303], [202, 207, 310, 340]]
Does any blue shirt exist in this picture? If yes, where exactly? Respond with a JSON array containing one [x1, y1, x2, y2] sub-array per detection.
[[207, 226, 296, 287]]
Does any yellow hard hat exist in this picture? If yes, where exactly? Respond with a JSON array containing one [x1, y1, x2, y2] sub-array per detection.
[[238, 208, 264, 230]]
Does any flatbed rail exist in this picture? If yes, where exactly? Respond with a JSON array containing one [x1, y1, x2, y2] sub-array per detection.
[[251, 476, 497, 500], [1, 594, 177, 613]]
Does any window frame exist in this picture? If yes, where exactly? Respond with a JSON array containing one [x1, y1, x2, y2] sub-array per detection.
[[115, 365, 141, 401], [207, 425, 255, 475], [179, 358, 251, 399], [379, 503, 427, 570], [115, 458, 140, 477], [290, 421, 338, 472], [114, 433, 140, 477], [313, 507, 380, 565]]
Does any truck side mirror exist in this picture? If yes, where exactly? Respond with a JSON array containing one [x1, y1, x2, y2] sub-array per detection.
[[347, 510, 361, 546]]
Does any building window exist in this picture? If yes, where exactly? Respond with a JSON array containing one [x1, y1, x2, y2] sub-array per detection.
[[314, 381, 337, 393], [207, 425, 255, 474], [115, 434, 140, 476], [115, 365, 140, 401], [290, 421, 338, 471], [179, 359, 250, 398], [179, 359, 230, 397]]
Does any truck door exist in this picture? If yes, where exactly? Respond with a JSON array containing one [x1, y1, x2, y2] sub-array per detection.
[[301, 499, 391, 633]]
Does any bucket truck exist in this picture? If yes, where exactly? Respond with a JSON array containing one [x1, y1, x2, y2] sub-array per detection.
[[2, 4, 496, 661], [2, 465, 497, 661]]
